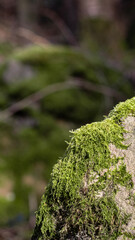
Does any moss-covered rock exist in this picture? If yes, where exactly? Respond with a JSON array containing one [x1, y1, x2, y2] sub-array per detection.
[[32, 97, 135, 240], [0, 44, 134, 226]]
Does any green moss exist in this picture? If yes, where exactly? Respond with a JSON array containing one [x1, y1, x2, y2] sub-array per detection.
[[123, 232, 135, 239], [109, 97, 135, 121], [9, 45, 134, 125], [32, 97, 135, 239], [110, 163, 133, 189], [1, 44, 134, 230], [0, 42, 13, 56]]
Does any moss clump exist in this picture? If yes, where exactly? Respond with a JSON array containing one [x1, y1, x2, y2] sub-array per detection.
[[32, 97, 135, 240]]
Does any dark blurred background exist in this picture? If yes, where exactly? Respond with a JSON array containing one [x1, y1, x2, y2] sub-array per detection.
[[0, 1, 135, 239]]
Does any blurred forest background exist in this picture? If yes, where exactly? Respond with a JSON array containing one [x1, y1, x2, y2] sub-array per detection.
[[0, 0, 135, 239]]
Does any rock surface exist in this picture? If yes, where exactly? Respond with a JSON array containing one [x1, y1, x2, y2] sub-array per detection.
[[32, 97, 135, 240], [3, 60, 35, 83]]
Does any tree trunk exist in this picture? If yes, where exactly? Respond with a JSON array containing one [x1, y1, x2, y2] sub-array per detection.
[[17, 0, 39, 30], [79, 0, 115, 19]]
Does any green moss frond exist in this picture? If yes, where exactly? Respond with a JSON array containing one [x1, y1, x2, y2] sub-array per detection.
[[33, 97, 135, 239], [109, 97, 135, 122]]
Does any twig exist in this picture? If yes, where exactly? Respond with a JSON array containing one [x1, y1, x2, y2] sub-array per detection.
[[0, 81, 76, 121], [0, 78, 125, 121], [71, 77, 125, 99], [18, 27, 50, 46]]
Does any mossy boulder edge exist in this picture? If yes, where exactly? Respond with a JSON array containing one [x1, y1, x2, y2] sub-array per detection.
[[32, 97, 135, 240]]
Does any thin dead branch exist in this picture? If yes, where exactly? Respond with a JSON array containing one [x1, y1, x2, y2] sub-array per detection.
[[0, 81, 76, 121], [0, 78, 125, 121], [18, 27, 50, 46], [71, 77, 125, 99]]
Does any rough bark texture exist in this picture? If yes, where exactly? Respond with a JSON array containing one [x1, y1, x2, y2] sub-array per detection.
[[32, 97, 135, 240]]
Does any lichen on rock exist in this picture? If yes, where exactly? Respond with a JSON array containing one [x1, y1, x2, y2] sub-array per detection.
[[32, 97, 135, 240]]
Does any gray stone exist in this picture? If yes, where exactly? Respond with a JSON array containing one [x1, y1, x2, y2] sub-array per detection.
[[3, 60, 35, 84]]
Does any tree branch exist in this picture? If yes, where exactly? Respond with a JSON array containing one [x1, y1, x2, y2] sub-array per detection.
[[0, 78, 125, 121], [70, 77, 125, 99], [18, 27, 50, 46]]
